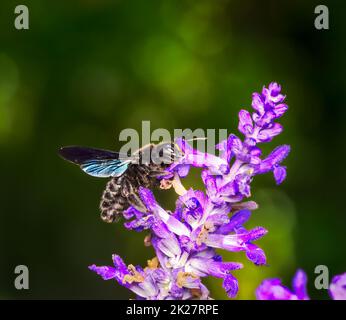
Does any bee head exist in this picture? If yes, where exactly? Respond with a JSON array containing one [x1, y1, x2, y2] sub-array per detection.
[[152, 142, 184, 165]]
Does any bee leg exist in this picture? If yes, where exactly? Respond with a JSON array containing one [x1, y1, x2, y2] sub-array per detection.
[[127, 193, 148, 213]]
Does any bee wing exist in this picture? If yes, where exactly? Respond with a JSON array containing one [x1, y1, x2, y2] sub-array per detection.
[[59, 146, 134, 178], [80, 158, 130, 177], [59, 146, 127, 163]]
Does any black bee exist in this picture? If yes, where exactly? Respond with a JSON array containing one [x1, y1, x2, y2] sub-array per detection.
[[59, 142, 183, 223]]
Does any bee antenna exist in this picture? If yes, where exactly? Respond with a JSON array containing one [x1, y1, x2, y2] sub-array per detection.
[[185, 137, 208, 142]]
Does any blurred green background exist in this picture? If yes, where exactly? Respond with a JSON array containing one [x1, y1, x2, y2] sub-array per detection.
[[0, 0, 345, 299]]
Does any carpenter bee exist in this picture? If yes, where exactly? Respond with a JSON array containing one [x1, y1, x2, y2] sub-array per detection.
[[59, 142, 183, 223]]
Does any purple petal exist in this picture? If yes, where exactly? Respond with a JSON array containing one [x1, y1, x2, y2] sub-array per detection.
[[266, 145, 291, 165], [262, 82, 285, 104], [238, 109, 253, 136], [273, 165, 287, 185], [242, 227, 268, 242], [216, 136, 234, 162], [208, 261, 243, 278], [205, 229, 267, 258], [164, 215, 191, 236], [248, 147, 262, 164], [151, 237, 168, 267], [268, 82, 282, 94], [218, 181, 237, 198], [258, 145, 291, 173], [256, 278, 295, 300], [202, 171, 218, 196], [206, 213, 229, 227], [223, 274, 239, 298], [112, 254, 129, 279], [139, 187, 190, 237], [228, 134, 243, 157], [157, 211, 191, 236], [273, 103, 288, 118], [88, 265, 117, 280], [245, 244, 267, 265], [157, 236, 181, 258], [151, 269, 169, 283], [257, 123, 283, 142], [230, 209, 252, 227], [329, 273, 346, 300], [151, 220, 172, 238], [123, 206, 144, 219], [138, 187, 158, 211], [198, 283, 210, 300], [255, 110, 276, 127], [292, 269, 309, 300], [216, 210, 251, 234], [157, 235, 181, 258], [89, 254, 129, 282], [186, 253, 230, 277], [176, 138, 229, 174], [180, 189, 207, 208], [176, 164, 190, 177], [233, 173, 252, 197], [124, 214, 155, 231], [170, 284, 184, 299], [252, 92, 265, 115]]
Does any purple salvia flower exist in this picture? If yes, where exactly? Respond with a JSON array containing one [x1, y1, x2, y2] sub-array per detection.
[[273, 166, 287, 185], [329, 273, 346, 300], [257, 145, 290, 184], [257, 145, 291, 174], [89, 255, 210, 300], [256, 269, 309, 300], [257, 269, 346, 300], [262, 82, 286, 105], [170, 137, 230, 176], [238, 110, 254, 136], [256, 278, 297, 300], [90, 82, 291, 299], [293, 269, 309, 300], [251, 82, 288, 127], [123, 186, 250, 297]]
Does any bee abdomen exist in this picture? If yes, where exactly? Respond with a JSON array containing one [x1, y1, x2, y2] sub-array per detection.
[[100, 178, 128, 223], [99, 164, 168, 223]]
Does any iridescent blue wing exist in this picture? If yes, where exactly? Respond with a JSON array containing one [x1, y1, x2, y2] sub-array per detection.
[[59, 146, 132, 178], [80, 159, 129, 177]]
